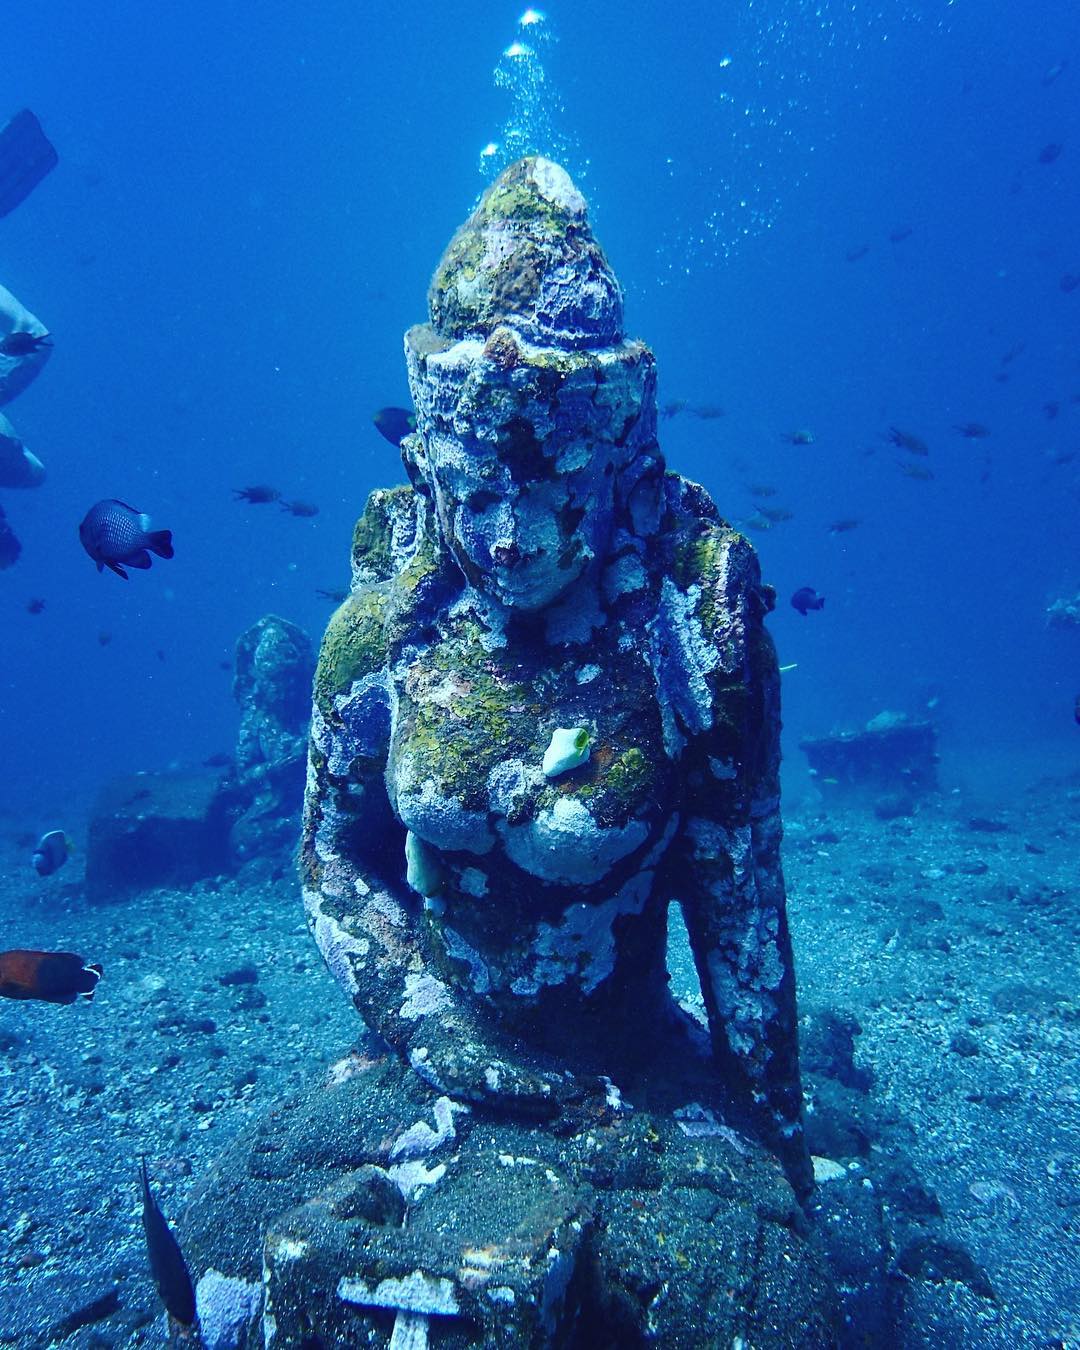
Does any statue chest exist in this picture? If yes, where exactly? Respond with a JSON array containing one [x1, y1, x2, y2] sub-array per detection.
[[386, 634, 674, 884]]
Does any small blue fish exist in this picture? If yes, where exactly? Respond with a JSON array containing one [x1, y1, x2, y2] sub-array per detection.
[[79, 499, 173, 579], [33, 829, 72, 876]]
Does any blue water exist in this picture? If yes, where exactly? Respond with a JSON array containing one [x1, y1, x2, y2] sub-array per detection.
[[1, 1, 1077, 804]]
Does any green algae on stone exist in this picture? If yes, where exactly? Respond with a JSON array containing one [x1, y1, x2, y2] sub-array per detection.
[[604, 746, 651, 806], [427, 156, 623, 350], [313, 590, 388, 720], [351, 485, 425, 585], [398, 634, 535, 810]]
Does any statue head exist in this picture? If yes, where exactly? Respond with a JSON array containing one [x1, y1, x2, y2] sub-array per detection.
[[402, 157, 660, 612]]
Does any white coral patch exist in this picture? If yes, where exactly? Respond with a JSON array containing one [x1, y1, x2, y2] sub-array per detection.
[[390, 1096, 465, 1160], [498, 795, 648, 885], [304, 889, 365, 997], [388, 1160, 447, 1202], [525, 867, 652, 994], [458, 867, 489, 897], [602, 552, 647, 603], [647, 577, 719, 757], [399, 972, 452, 1020], [442, 925, 492, 995], [338, 1271, 459, 1316]]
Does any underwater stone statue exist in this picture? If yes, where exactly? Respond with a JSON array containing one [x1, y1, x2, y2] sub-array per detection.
[[260, 156, 831, 1345]]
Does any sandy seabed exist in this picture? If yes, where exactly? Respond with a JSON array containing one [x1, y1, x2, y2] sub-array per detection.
[[0, 764, 1077, 1347]]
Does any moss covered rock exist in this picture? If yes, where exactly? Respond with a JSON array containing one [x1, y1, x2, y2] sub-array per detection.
[[428, 156, 623, 350]]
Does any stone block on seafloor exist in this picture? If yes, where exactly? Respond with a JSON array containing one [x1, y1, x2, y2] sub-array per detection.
[[84, 770, 232, 901], [263, 1143, 591, 1347], [799, 714, 938, 801], [180, 1050, 841, 1348]]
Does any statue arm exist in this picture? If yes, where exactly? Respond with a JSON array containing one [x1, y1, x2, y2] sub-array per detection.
[[666, 525, 811, 1194]]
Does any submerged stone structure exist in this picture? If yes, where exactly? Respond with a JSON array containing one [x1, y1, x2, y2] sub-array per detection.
[[184, 158, 836, 1347], [289, 155, 821, 1338], [227, 613, 314, 858]]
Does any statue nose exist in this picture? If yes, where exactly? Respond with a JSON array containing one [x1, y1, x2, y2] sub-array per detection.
[[492, 541, 521, 569]]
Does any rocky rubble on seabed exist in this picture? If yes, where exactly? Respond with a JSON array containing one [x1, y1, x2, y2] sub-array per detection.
[[0, 768, 1077, 1347], [779, 770, 1080, 1349], [0, 834, 356, 1348]]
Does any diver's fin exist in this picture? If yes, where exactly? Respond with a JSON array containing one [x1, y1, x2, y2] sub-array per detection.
[[0, 110, 58, 218]]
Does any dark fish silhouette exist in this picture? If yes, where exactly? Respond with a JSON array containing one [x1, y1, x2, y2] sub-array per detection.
[[373, 406, 415, 447], [953, 422, 990, 438], [845, 245, 869, 262], [828, 518, 861, 534], [781, 429, 815, 445], [1042, 60, 1068, 87], [202, 751, 232, 768], [280, 500, 319, 517], [33, 829, 72, 876], [97, 630, 113, 647], [759, 506, 794, 523], [233, 484, 280, 504], [317, 587, 349, 602], [0, 950, 101, 1004], [1061, 273, 1079, 293], [79, 500, 173, 580], [690, 403, 725, 420], [889, 226, 913, 244], [140, 1157, 197, 1328], [0, 331, 51, 356], [1037, 143, 1063, 164], [747, 483, 778, 498], [887, 426, 929, 456], [1075, 693, 1080, 726], [659, 399, 688, 419], [791, 587, 825, 616], [26, 597, 45, 614], [1044, 401, 1060, 420]]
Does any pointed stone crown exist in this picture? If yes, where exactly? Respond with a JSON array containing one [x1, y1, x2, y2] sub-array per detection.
[[427, 157, 624, 351]]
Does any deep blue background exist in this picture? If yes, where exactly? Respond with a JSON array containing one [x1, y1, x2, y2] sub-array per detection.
[[1, 1, 1077, 816]]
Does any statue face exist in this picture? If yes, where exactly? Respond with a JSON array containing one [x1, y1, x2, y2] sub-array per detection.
[[426, 431, 617, 611]]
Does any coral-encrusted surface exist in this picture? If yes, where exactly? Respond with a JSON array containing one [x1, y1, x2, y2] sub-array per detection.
[[292, 156, 822, 1341], [428, 156, 623, 350]]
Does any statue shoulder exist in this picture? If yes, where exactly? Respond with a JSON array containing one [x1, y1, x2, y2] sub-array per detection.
[[650, 475, 777, 685], [313, 585, 391, 722], [658, 473, 776, 655], [351, 484, 429, 584], [314, 485, 457, 719]]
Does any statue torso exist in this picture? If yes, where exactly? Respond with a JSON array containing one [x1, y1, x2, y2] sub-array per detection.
[[388, 601, 675, 890]]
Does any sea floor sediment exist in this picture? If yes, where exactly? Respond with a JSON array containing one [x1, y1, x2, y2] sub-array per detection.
[[0, 767, 1076, 1347]]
